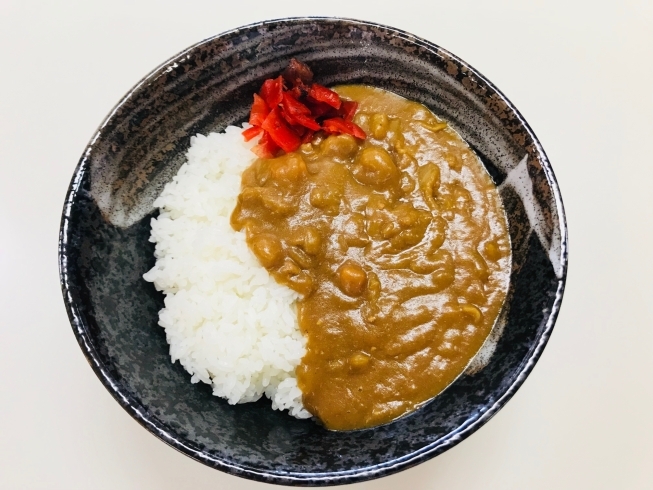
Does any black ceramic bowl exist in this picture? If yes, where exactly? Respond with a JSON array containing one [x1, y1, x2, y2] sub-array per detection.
[[59, 17, 567, 486]]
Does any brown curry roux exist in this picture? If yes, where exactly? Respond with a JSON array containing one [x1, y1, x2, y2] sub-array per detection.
[[231, 86, 511, 430]]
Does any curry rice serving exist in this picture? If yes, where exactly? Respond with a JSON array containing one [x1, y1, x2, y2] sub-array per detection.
[[145, 83, 511, 431]]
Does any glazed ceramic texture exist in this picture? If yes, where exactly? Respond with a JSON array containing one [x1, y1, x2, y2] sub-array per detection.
[[59, 17, 567, 486]]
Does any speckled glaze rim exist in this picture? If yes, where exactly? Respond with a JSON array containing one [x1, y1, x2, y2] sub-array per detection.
[[59, 17, 568, 486]]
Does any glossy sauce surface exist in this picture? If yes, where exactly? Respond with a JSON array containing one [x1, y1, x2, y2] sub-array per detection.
[[231, 86, 511, 430]]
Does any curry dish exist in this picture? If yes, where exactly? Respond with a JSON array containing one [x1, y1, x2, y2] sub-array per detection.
[[231, 85, 511, 430]]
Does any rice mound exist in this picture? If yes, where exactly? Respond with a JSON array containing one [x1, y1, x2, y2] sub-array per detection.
[[143, 125, 311, 419]]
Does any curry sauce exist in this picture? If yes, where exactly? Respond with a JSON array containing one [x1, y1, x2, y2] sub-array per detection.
[[231, 85, 511, 430]]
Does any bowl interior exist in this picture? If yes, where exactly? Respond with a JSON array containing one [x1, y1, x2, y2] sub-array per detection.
[[60, 18, 567, 486]]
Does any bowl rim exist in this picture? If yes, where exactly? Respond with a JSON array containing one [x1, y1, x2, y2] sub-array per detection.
[[59, 16, 568, 486]]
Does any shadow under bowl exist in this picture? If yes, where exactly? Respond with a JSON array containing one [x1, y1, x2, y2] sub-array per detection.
[[59, 17, 567, 486]]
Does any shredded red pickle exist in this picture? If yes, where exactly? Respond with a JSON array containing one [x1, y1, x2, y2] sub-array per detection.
[[244, 59, 366, 157]]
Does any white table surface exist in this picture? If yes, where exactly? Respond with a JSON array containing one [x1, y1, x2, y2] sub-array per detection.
[[2, 1, 652, 488]]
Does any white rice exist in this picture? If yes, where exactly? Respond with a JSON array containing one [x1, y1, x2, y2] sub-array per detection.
[[143, 125, 311, 419]]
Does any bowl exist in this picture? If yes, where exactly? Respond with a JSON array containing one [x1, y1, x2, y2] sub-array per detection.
[[59, 17, 568, 486]]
